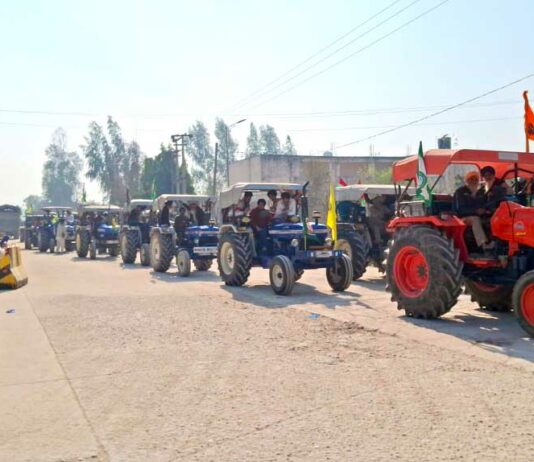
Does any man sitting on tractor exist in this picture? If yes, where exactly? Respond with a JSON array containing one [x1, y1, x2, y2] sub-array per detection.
[[479, 166, 507, 212], [174, 207, 190, 243], [159, 200, 173, 226], [250, 199, 272, 233], [189, 202, 206, 226], [237, 191, 253, 214], [273, 192, 296, 223], [453, 171, 495, 251]]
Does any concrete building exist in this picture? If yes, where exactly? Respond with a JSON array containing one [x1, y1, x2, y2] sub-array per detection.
[[229, 154, 404, 216]]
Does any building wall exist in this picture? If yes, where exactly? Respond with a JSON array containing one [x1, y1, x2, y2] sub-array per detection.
[[229, 155, 403, 217]]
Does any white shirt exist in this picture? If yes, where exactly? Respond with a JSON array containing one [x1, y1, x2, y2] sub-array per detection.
[[275, 198, 296, 219]]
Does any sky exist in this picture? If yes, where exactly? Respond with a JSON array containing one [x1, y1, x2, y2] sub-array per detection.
[[1, 0, 533, 205]]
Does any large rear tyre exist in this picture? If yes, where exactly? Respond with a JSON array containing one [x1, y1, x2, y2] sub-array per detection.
[[121, 230, 138, 264], [176, 249, 191, 277], [24, 233, 32, 250], [193, 259, 212, 271], [386, 226, 462, 319], [38, 230, 48, 252], [217, 234, 252, 286], [465, 281, 512, 312], [49, 238, 55, 254], [512, 271, 534, 338], [90, 241, 97, 260], [151, 232, 174, 273], [269, 255, 295, 295], [336, 231, 368, 280], [326, 254, 353, 292], [140, 243, 151, 266], [76, 230, 89, 258]]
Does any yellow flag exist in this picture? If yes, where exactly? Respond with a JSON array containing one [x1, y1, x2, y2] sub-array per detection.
[[326, 184, 337, 243]]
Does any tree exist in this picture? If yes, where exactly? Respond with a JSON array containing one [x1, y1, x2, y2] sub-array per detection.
[[259, 125, 281, 155], [187, 121, 214, 194], [283, 135, 297, 156], [82, 116, 144, 204], [23, 195, 46, 213], [41, 128, 83, 206], [214, 118, 238, 190], [245, 122, 260, 157]]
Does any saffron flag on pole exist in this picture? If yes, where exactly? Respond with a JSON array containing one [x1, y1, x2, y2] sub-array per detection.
[[523, 91, 534, 152], [326, 184, 337, 243], [415, 141, 432, 206]]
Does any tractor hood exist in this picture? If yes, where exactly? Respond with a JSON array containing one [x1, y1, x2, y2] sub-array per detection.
[[268, 222, 329, 237], [96, 224, 119, 239], [492, 201, 534, 248], [185, 225, 219, 236]]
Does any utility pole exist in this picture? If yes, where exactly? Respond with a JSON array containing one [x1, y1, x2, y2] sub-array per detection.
[[171, 134, 192, 194], [225, 118, 247, 186], [213, 142, 219, 195]]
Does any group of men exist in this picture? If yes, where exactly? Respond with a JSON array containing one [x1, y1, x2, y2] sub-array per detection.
[[454, 166, 506, 251], [158, 200, 210, 239], [236, 190, 298, 233]]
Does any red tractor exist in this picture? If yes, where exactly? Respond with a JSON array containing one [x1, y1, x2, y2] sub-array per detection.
[[386, 148, 534, 338]]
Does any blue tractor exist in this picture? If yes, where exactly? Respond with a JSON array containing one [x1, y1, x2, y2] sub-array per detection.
[[216, 183, 353, 295], [150, 194, 218, 276], [120, 199, 153, 266], [37, 207, 77, 253], [20, 214, 44, 250], [75, 205, 121, 259]]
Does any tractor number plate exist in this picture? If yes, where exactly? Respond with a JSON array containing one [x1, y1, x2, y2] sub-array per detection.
[[315, 250, 333, 258], [106, 240, 119, 244], [193, 246, 217, 256]]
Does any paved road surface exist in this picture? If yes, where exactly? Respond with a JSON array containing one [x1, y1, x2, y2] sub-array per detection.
[[1, 250, 533, 461]]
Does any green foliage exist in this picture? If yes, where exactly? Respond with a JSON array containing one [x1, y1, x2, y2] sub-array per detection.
[[41, 128, 83, 206], [259, 125, 281, 155], [187, 121, 214, 194], [283, 135, 297, 156], [214, 118, 238, 191], [245, 122, 260, 157], [82, 117, 144, 205], [23, 195, 46, 213]]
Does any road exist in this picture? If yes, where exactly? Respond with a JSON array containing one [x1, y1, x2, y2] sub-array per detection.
[[1, 249, 534, 461]]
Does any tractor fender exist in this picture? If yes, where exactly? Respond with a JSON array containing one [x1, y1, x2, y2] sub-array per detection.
[[219, 224, 239, 234], [388, 215, 468, 261], [150, 226, 176, 245]]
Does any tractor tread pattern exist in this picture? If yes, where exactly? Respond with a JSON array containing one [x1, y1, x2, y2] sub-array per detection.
[[121, 230, 139, 264], [218, 234, 252, 286], [152, 232, 175, 273]]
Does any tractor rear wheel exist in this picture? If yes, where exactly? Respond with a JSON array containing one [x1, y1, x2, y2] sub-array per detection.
[[336, 231, 369, 280], [76, 230, 89, 258], [90, 241, 97, 260], [326, 254, 353, 292], [49, 238, 55, 253], [140, 243, 151, 266], [269, 255, 295, 295], [24, 233, 32, 250], [217, 233, 252, 286], [176, 249, 191, 277], [38, 230, 48, 252], [121, 230, 138, 264], [194, 259, 212, 271], [512, 271, 534, 337], [465, 281, 512, 312], [151, 232, 174, 273], [386, 226, 462, 319]]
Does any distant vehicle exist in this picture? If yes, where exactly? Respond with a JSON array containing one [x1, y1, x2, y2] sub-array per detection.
[[75, 205, 121, 259], [120, 199, 153, 266], [37, 206, 76, 253], [216, 182, 352, 295], [20, 214, 44, 249], [0, 204, 22, 239]]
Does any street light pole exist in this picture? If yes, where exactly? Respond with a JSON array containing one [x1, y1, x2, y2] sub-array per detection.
[[226, 118, 246, 186]]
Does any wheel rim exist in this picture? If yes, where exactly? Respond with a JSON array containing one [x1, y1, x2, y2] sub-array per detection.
[[328, 258, 344, 283], [271, 263, 285, 288], [177, 252, 187, 270], [336, 239, 352, 260], [76, 233, 81, 249], [520, 284, 534, 327], [220, 242, 235, 275], [121, 235, 127, 254], [394, 245, 429, 298], [152, 239, 160, 261]]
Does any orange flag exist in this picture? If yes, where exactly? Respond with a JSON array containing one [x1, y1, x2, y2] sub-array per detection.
[[523, 91, 534, 152]]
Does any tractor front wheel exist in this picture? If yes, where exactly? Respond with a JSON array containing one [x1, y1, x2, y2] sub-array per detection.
[[24, 233, 32, 250], [217, 234, 252, 286], [151, 232, 174, 273], [121, 230, 138, 264], [176, 249, 191, 277], [326, 254, 353, 292], [465, 280, 512, 312], [512, 271, 534, 338], [38, 230, 48, 252], [336, 231, 368, 280], [269, 255, 295, 295], [140, 243, 151, 266], [76, 230, 89, 258], [90, 241, 97, 260], [386, 226, 462, 319]]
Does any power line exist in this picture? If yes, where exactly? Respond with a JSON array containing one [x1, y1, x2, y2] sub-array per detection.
[[228, 0, 411, 111], [246, 0, 451, 111], [335, 72, 534, 149]]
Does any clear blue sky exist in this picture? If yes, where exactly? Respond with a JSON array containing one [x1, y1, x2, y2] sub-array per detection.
[[1, 0, 533, 204]]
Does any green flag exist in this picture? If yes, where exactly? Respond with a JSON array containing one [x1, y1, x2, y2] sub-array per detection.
[[415, 141, 432, 206]]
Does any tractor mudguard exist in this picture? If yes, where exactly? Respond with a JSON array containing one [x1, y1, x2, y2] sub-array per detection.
[[388, 215, 468, 261], [491, 201, 534, 252]]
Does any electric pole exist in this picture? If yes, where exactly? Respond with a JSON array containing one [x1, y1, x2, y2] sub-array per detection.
[[213, 142, 219, 196], [171, 134, 192, 194]]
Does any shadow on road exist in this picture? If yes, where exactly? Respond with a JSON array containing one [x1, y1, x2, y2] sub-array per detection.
[[222, 281, 360, 310], [351, 275, 387, 293], [70, 256, 120, 263], [401, 308, 534, 364], [149, 270, 220, 283]]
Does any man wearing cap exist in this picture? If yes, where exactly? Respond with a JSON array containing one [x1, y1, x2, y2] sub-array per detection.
[[479, 166, 507, 213], [453, 171, 494, 250]]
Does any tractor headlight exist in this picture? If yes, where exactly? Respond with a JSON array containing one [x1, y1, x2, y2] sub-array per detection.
[[290, 215, 299, 223], [208, 219, 216, 227], [325, 238, 333, 246], [194, 238, 200, 245], [291, 238, 299, 247]]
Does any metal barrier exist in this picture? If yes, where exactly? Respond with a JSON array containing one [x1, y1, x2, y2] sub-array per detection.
[[0, 245, 28, 289]]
